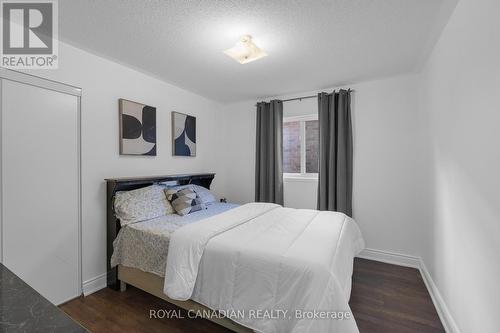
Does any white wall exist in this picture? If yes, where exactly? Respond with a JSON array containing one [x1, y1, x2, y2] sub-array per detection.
[[283, 97, 316, 118], [283, 178, 317, 209], [219, 73, 428, 258], [215, 99, 255, 204], [351, 75, 429, 258], [21, 42, 224, 288], [419, 0, 500, 331]]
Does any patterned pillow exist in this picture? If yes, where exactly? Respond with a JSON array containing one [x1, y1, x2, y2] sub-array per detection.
[[114, 185, 174, 226], [165, 187, 207, 216], [163, 184, 216, 204]]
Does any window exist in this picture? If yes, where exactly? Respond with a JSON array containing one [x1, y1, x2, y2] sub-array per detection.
[[283, 121, 301, 173], [283, 115, 318, 177]]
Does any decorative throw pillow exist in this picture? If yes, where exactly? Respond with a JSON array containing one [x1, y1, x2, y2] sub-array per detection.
[[114, 185, 174, 226], [163, 184, 216, 205], [165, 187, 207, 216]]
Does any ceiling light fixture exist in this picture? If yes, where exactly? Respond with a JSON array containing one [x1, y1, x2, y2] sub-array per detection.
[[224, 35, 267, 64]]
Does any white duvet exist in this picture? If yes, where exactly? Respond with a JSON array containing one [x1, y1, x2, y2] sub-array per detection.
[[164, 203, 365, 333]]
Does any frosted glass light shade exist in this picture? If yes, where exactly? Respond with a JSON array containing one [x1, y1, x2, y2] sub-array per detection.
[[224, 35, 267, 64]]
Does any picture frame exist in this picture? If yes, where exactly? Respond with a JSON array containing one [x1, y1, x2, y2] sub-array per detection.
[[171, 111, 196, 157], [119, 99, 156, 156]]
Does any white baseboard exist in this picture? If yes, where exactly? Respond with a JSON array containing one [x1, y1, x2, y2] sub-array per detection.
[[419, 259, 461, 333], [357, 248, 420, 268], [82, 273, 107, 296], [356, 248, 460, 333]]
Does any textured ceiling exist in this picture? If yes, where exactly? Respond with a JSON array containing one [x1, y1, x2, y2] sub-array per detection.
[[59, 0, 457, 103]]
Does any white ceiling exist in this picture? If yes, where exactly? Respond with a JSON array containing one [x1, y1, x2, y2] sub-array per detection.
[[59, 0, 457, 103]]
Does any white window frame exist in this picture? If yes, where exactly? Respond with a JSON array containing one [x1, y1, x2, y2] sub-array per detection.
[[283, 114, 318, 180]]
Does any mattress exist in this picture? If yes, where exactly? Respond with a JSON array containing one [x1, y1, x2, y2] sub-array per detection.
[[111, 202, 239, 277]]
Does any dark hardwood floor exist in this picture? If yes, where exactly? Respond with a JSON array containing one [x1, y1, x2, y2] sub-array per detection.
[[61, 258, 444, 333], [350, 259, 444, 333]]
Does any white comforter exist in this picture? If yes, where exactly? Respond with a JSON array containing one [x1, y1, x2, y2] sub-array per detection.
[[164, 203, 365, 333]]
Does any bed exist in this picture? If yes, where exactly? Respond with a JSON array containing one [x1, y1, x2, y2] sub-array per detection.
[[106, 173, 364, 333], [111, 201, 239, 277]]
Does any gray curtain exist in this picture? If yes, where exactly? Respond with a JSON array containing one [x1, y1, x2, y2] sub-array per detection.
[[317, 90, 353, 216], [255, 100, 284, 204]]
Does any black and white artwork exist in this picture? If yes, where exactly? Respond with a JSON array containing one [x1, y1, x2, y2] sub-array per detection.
[[172, 111, 196, 156], [119, 99, 156, 156]]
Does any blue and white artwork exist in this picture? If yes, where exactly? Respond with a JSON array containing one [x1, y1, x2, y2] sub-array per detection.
[[119, 99, 156, 156], [172, 111, 196, 156]]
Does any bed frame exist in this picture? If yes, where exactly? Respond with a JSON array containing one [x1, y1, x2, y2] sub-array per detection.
[[105, 173, 252, 333]]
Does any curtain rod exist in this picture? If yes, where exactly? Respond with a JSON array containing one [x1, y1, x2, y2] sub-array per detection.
[[256, 89, 354, 105], [282, 95, 317, 102]]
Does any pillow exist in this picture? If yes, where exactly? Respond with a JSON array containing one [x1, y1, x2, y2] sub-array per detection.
[[165, 187, 207, 216], [163, 184, 216, 205], [189, 184, 216, 204], [114, 185, 174, 226]]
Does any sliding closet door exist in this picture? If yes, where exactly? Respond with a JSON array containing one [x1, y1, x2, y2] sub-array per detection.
[[1, 77, 80, 305]]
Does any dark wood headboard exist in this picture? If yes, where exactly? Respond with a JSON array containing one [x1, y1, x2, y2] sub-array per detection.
[[105, 173, 215, 289]]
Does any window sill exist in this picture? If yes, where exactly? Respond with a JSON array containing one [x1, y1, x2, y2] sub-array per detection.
[[283, 174, 318, 182]]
